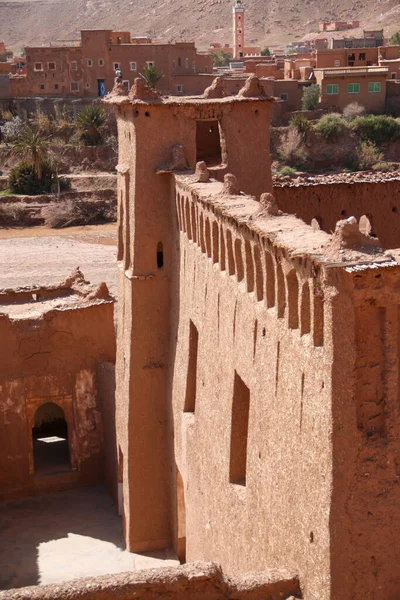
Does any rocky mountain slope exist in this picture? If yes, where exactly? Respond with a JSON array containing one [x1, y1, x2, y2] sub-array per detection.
[[1, 0, 399, 53]]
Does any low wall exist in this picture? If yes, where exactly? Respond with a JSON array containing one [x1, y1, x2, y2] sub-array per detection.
[[0, 562, 301, 600], [273, 176, 400, 249]]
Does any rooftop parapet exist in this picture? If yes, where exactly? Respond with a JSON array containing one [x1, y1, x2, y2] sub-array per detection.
[[105, 74, 273, 106], [0, 268, 114, 319]]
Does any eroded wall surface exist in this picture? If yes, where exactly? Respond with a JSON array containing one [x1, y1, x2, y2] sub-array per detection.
[[170, 180, 333, 600], [0, 300, 116, 499], [274, 179, 400, 249]]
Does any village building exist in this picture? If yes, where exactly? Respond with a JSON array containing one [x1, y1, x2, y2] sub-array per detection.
[[0, 271, 117, 501], [314, 65, 389, 112], [319, 21, 360, 32], [6, 29, 213, 99]]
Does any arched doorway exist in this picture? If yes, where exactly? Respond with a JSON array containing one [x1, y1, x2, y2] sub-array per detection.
[[32, 403, 71, 474]]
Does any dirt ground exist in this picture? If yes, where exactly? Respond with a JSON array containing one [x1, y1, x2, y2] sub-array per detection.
[[0, 223, 118, 297], [0, 486, 178, 591]]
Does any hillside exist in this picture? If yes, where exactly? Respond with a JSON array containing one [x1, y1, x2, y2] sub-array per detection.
[[0, 0, 400, 53]]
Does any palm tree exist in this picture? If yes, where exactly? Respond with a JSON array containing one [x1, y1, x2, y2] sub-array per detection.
[[75, 104, 107, 146], [140, 65, 164, 89], [12, 127, 49, 180]]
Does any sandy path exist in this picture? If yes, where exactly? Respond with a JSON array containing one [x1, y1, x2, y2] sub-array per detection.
[[0, 224, 118, 296]]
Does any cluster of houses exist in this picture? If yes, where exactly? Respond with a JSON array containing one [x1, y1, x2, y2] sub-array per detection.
[[0, 7, 399, 117]]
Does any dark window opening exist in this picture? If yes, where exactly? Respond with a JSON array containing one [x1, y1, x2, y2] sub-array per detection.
[[184, 320, 198, 413], [196, 120, 225, 167], [359, 52, 366, 60], [178, 57, 182, 67], [157, 242, 164, 269], [32, 403, 71, 475], [229, 372, 250, 486]]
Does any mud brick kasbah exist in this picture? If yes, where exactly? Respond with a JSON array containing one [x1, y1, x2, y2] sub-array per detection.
[[106, 73, 400, 600], [2, 72, 400, 600]]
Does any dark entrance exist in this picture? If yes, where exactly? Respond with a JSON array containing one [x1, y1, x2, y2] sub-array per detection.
[[196, 120, 224, 167], [97, 79, 106, 97], [32, 403, 71, 474]]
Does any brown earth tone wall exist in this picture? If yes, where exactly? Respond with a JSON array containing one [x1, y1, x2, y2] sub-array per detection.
[[171, 179, 332, 600], [0, 278, 116, 500], [109, 81, 400, 600], [273, 179, 400, 249], [329, 264, 400, 600], [110, 89, 272, 554], [0, 562, 301, 600]]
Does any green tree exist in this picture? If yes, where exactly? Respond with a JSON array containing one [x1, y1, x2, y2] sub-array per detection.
[[140, 64, 164, 89], [75, 104, 107, 146], [389, 32, 400, 46], [12, 127, 49, 179], [301, 84, 320, 110], [260, 47, 271, 56], [212, 50, 231, 67]]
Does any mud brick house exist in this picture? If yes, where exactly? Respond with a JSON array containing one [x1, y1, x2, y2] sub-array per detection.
[[104, 74, 400, 600], [9, 29, 213, 98], [0, 271, 117, 501]]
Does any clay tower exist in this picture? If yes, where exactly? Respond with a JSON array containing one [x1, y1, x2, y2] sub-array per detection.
[[233, 0, 245, 59]]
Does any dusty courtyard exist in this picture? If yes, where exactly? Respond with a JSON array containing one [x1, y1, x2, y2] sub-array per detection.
[[0, 486, 178, 590], [0, 223, 118, 295]]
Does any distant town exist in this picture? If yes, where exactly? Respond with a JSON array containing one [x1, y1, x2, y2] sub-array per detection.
[[0, 0, 399, 117]]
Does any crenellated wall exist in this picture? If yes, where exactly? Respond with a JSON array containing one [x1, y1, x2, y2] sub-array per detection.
[[274, 179, 400, 249], [170, 177, 334, 600]]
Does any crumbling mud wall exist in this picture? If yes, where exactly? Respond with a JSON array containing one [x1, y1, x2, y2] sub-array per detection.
[[0, 274, 116, 500], [0, 562, 301, 600], [274, 178, 400, 249], [329, 263, 400, 600]]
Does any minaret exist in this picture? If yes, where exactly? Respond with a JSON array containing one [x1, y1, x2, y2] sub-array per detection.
[[232, 0, 245, 59]]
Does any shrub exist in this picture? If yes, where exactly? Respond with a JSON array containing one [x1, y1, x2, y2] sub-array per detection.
[[279, 165, 297, 176], [301, 84, 320, 110], [277, 128, 308, 167], [372, 162, 395, 172], [356, 141, 384, 171], [0, 116, 27, 143], [316, 113, 346, 141], [260, 47, 271, 56], [42, 199, 117, 228], [0, 204, 31, 226], [352, 114, 400, 145], [389, 32, 400, 46], [32, 113, 54, 136], [289, 114, 312, 137], [9, 161, 60, 195], [343, 102, 365, 122], [212, 50, 230, 67]]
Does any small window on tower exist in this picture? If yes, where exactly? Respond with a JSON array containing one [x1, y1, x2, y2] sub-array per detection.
[[157, 242, 164, 269]]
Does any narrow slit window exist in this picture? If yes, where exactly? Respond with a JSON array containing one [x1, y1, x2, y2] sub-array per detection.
[[229, 372, 250, 486], [157, 242, 164, 269], [184, 321, 199, 413]]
